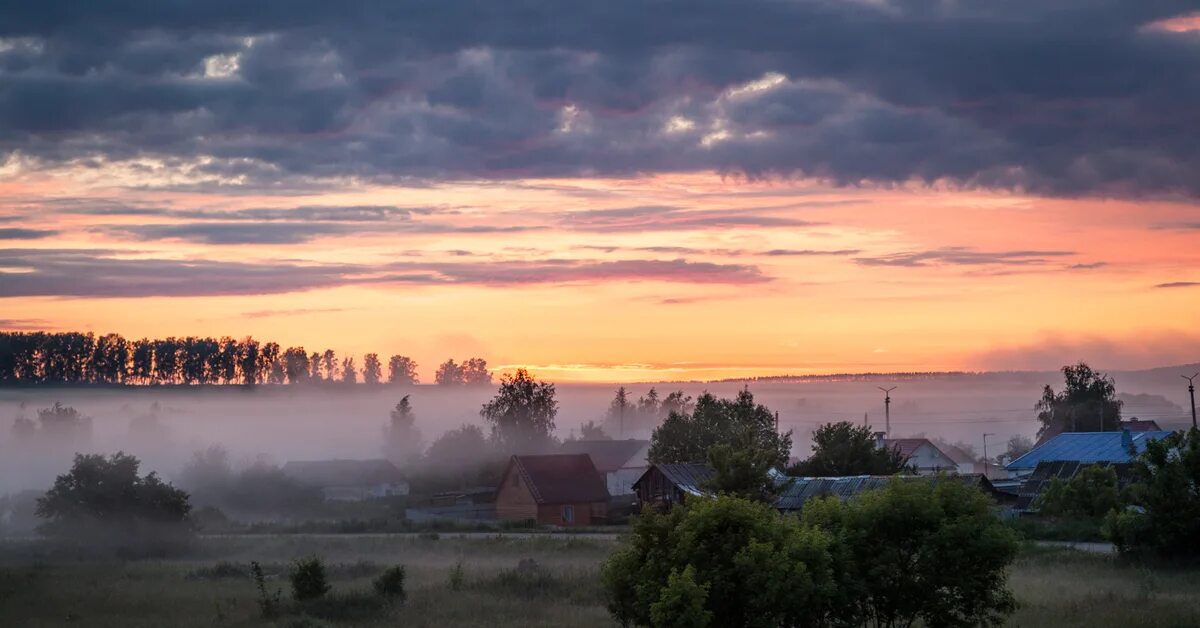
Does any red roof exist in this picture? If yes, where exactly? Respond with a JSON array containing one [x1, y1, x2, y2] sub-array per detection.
[[510, 454, 609, 504]]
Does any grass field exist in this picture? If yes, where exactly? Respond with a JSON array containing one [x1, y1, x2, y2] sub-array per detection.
[[1, 536, 1198, 627]]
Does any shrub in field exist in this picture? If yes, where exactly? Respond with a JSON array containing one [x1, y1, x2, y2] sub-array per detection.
[[649, 565, 711, 628], [1104, 428, 1200, 563], [291, 556, 331, 601], [602, 495, 838, 628], [251, 561, 282, 618], [373, 565, 407, 602], [35, 452, 193, 556], [449, 561, 465, 591], [802, 477, 1020, 628]]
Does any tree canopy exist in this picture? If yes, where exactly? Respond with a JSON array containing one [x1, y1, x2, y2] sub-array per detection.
[[480, 368, 558, 453], [1036, 363, 1123, 436], [788, 421, 911, 476], [37, 452, 194, 553], [648, 388, 790, 468], [1104, 428, 1200, 563]]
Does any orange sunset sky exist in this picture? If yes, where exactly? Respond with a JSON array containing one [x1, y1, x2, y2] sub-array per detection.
[[2, 3, 1199, 382]]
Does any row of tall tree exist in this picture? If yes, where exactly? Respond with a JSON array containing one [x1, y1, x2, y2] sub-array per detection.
[[0, 331, 491, 387]]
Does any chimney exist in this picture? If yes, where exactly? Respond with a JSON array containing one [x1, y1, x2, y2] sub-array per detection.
[[1121, 428, 1133, 452], [873, 431, 887, 449]]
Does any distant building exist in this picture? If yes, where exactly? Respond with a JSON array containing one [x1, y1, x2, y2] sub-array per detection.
[[776, 474, 1015, 512], [1012, 461, 1138, 512], [281, 459, 409, 501], [632, 463, 715, 511], [1119, 418, 1163, 432], [1005, 429, 1173, 477], [558, 439, 650, 496], [633, 463, 1015, 514], [494, 454, 609, 526], [874, 434, 958, 475]]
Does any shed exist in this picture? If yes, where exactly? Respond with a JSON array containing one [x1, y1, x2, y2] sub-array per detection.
[[494, 454, 609, 526], [632, 463, 715, 511]]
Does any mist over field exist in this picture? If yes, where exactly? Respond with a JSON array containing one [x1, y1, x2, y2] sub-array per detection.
[[2, 366, 1193, 496]]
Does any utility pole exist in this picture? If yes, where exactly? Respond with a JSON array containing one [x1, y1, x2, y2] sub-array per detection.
[[878, 386, 897, 438], [1184, 373, 1199, 429], [863, 412, 868, 428], [982, 433, 994, 479], [774, 411, 780, 435]]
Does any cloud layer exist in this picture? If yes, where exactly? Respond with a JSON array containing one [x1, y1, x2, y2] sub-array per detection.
[[2, 1, 1198, 195], [0, 248, 767, 298]]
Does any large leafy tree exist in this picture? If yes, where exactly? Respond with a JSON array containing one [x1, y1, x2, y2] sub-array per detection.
[[480, 368, 558, 453], [387, 355, 419, 385], [648, 388, 790, 469], [1105, 428, 1200, 562], [1036, 363, 1122, 436], [788, 421, 911, 476], [362, 353, 382, 385], [37, 452, 193, 551], [801, 478, 1020, 628]]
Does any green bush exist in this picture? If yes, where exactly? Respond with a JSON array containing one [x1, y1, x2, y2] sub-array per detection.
[[448, 560, 465, 591], [802, 477, 1020, 628], [290, 556, 331, 601], [1036, 465, 1120, 519], [649, 566, 711, 628], [601, 495, 837, 628], [373, 565, 407, 602]]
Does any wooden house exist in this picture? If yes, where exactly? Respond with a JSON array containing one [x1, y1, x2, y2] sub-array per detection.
[[494, 454, 609, 526]]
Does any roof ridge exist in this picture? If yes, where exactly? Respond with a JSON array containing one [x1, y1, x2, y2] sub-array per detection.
[[513, 456, 545, 504]]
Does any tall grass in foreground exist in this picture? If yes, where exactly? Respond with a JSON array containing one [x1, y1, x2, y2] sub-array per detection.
[[0, 538, 1197, 627]]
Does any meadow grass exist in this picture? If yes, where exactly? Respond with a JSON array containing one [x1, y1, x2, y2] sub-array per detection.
[[1, 536, 1197, 627]]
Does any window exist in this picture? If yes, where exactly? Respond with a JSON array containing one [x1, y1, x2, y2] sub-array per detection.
[[561, 505, 574, 523]]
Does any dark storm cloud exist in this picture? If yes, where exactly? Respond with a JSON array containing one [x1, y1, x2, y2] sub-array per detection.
[[1, 1, 1198, 195], [855, 247, 1075, 267], [0, 248, 768, 297]]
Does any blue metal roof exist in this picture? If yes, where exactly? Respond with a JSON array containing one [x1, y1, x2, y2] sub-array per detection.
[[1006, 431, 1172, 471]]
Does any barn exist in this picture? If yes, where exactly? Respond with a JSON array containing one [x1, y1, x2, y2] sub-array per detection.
[[494, 454, 610, 526]]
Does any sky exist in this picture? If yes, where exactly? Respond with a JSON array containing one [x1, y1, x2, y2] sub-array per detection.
[[1, 1, 1199, 383]]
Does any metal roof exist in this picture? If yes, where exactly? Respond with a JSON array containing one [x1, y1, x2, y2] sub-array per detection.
[[651, 463, 715, 497], [1012, 461, 1137, 511], [1005, 431, 1171, 471]]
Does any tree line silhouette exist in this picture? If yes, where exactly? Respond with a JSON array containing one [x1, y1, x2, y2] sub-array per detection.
[[0, 331, 490, 387]]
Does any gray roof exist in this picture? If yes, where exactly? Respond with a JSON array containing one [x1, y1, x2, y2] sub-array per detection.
[[558, 439, 649, 472], [635, 463, 715, 497]]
